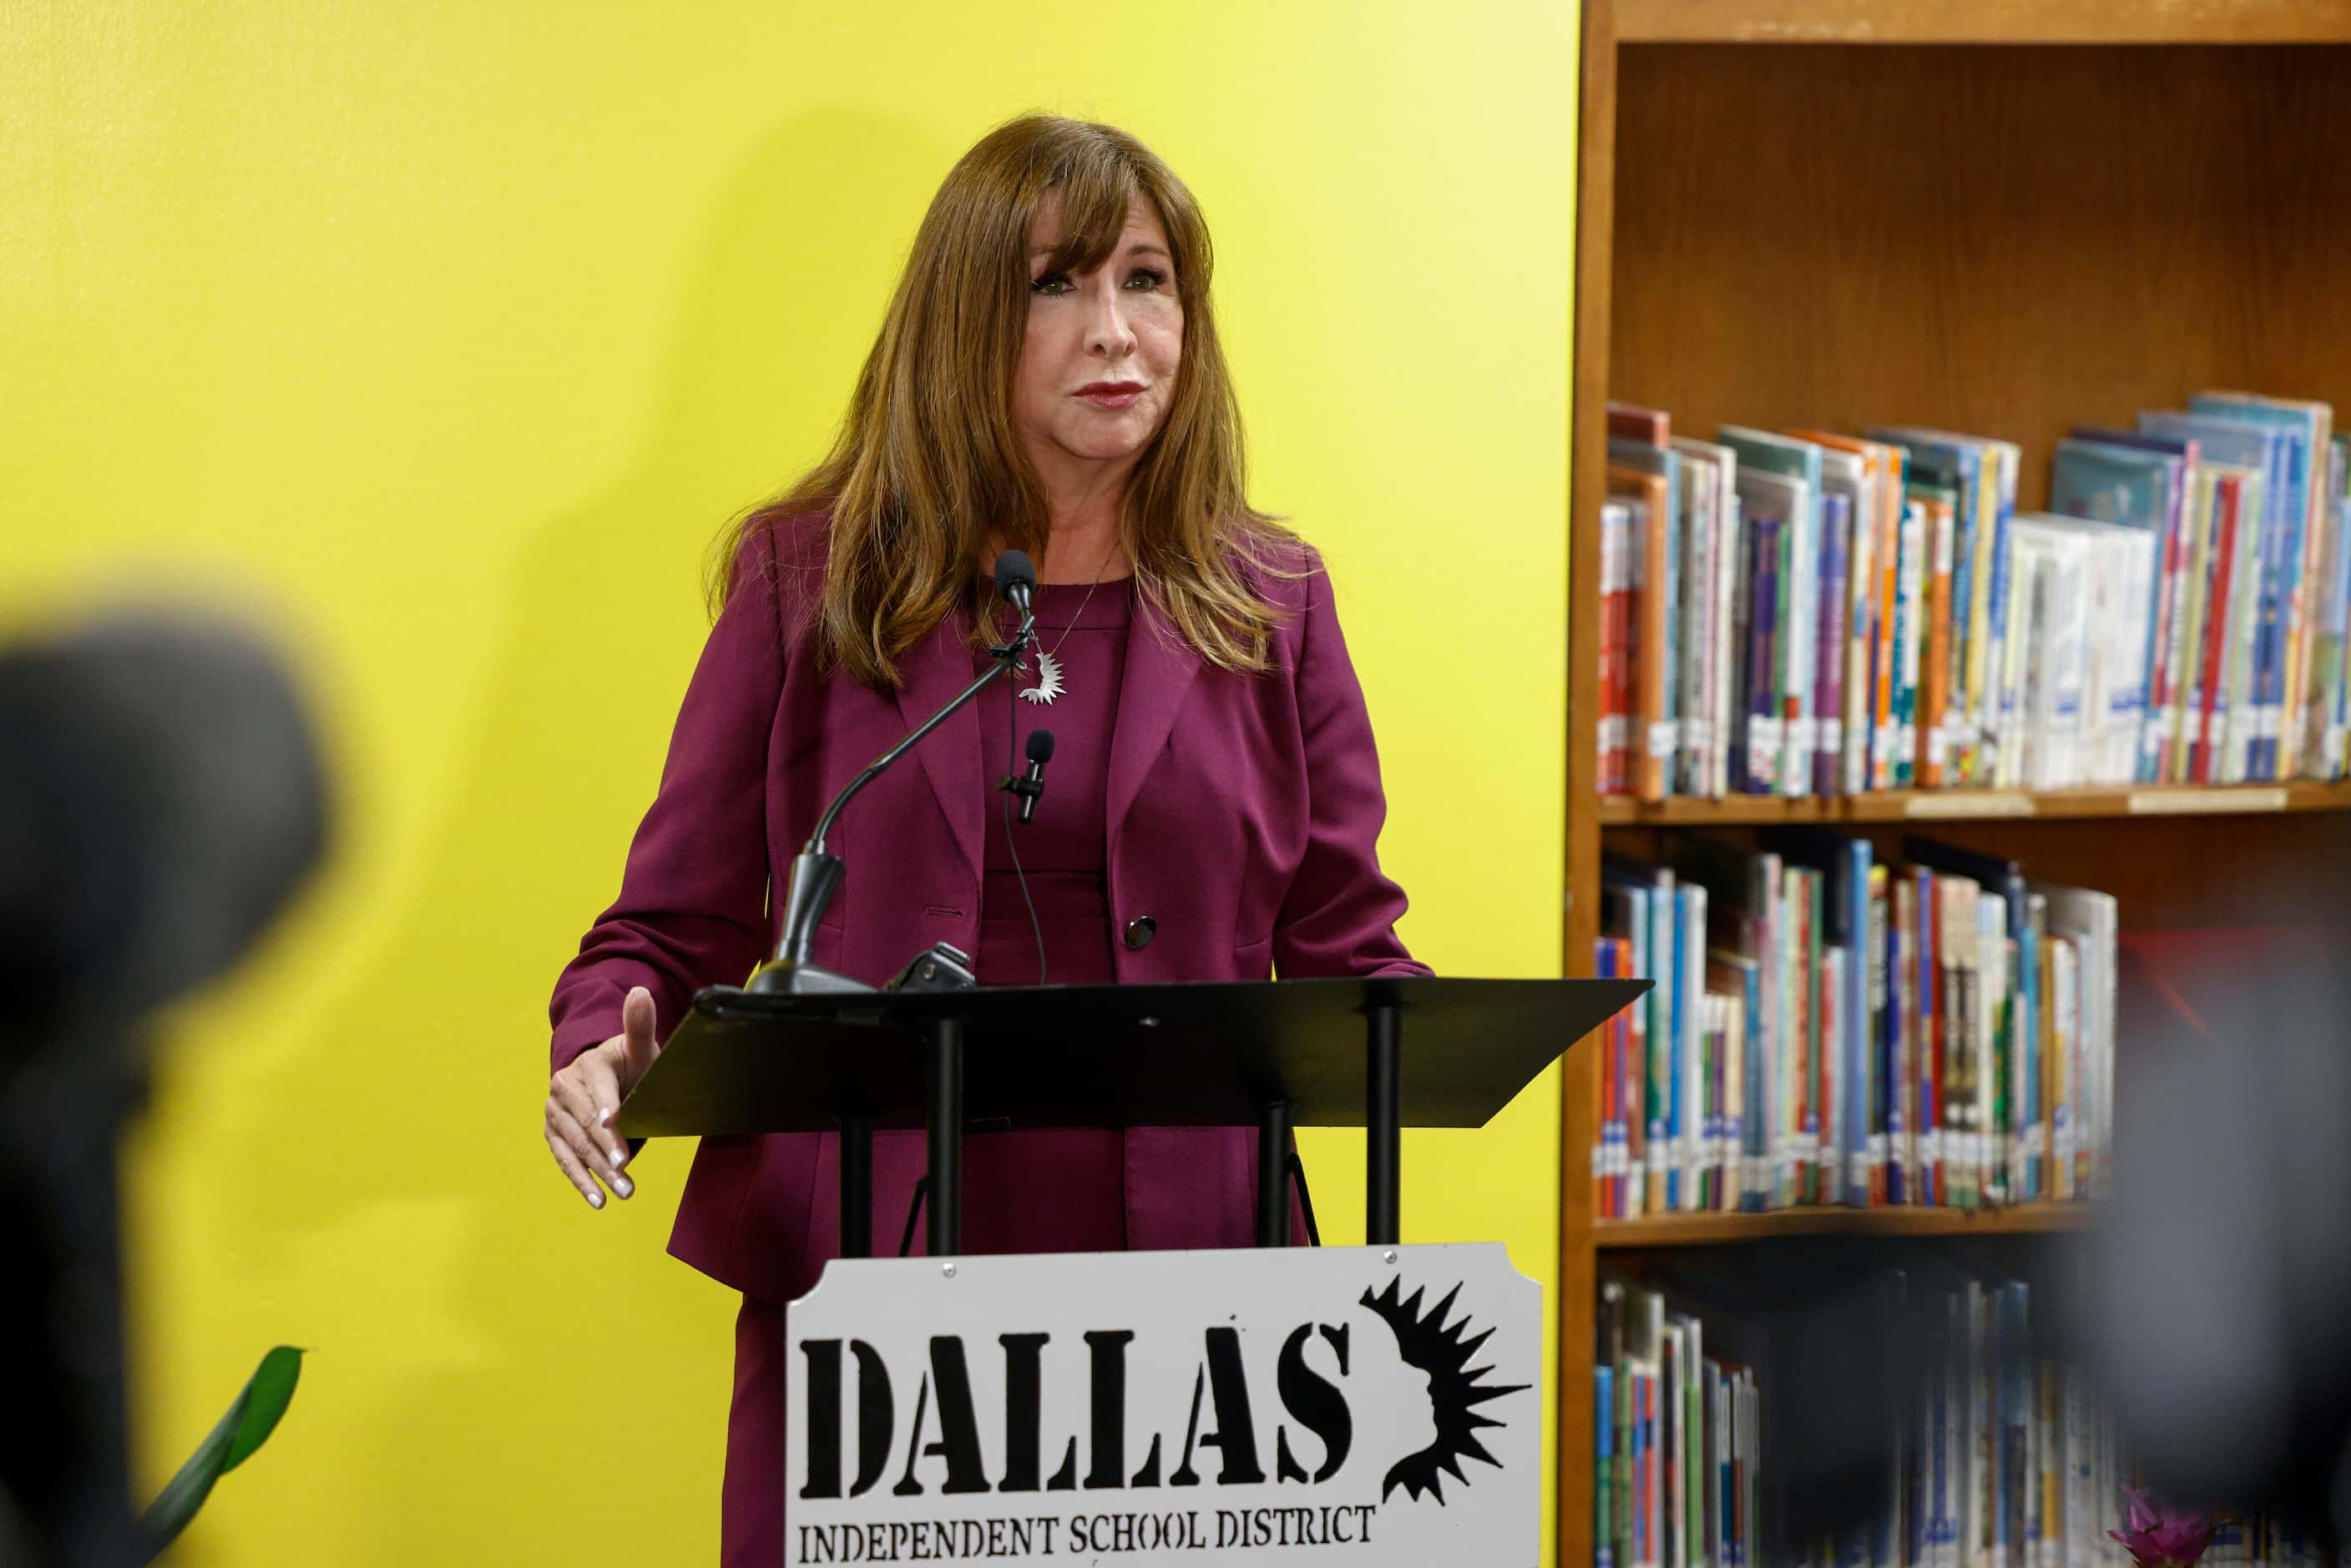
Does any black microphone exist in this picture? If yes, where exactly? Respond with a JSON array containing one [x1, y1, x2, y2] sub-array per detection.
[[1000, 727, 1054, 825], [754, 550, 1042, 995], [993, 549, 1037, 621], [0, 609, 330, 1033]]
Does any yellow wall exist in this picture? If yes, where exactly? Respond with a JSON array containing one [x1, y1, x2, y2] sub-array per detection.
[[4, 3, 1577, 1560]]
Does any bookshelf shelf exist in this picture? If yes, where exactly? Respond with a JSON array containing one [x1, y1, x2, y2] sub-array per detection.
[[1591, 1203, 2096, 1248], [1616, 0, 2351, 45], [1595, 781, 2351, 827]]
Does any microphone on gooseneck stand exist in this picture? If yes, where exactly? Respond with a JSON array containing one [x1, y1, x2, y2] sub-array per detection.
[[750, 549, 1041, 996], [1000, 727, 1054, 825], [993, 549, 1036, 621]]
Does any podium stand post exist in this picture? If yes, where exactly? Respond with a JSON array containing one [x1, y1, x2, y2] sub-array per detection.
[[926, 1016, 963, 1256], [1255, 1099, 1291, 1247], [1366, 1002, 1401, 1246], [840, 1115, 873, 1259]]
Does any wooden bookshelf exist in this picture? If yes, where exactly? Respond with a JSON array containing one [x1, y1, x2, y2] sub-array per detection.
[[1555, 13, 2351, 1568], [1593, 1202, 2095, 1248], [1618, 0, 2351, 45]]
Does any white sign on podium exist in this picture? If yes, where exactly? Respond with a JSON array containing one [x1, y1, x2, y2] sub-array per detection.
[[783, 1243, 1540, 1566]]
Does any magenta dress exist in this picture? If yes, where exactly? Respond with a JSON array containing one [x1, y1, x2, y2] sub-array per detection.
[[722, 580, 1143, 1561]]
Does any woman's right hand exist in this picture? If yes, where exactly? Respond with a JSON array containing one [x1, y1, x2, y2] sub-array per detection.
[[544, 985, 664, 1210]]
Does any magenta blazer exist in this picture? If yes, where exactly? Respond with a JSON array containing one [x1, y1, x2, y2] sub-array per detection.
[[548, 513, 1428, 1303]]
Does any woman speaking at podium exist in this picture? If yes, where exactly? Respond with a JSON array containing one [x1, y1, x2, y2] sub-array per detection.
[[539, 114, 1426, 1560]]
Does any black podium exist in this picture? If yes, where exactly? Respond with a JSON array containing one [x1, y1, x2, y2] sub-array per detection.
[[618, 974, 1646, 1257]]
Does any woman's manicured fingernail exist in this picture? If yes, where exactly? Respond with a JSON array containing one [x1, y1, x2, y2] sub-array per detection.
[[614, 1173, 634, 1200], [607, 1146, 626, 1171], [588, 1189, 604, 1210], [598, 1108, 611, 1127]]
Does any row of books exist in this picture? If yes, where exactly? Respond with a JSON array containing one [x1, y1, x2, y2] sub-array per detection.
[[2202, 1520, 2343, 1567], [1597, 1273, 1760, 1568], [1595, 1268, 2320, 1568], [1599, 392, 2351, 799], [1591, 832, 2114, 1219]]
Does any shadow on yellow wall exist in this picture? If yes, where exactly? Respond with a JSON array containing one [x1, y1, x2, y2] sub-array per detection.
[[181, 109, 964, 1555]]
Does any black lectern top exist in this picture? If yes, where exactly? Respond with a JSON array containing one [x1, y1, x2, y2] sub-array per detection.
[[617, 975, 1648, 1140]]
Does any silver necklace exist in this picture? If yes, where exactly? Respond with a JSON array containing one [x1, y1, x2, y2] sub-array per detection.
[[1020, 558, 1113, 706]]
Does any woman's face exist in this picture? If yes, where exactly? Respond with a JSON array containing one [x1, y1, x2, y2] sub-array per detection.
[[1014, 194, 1185, 478]]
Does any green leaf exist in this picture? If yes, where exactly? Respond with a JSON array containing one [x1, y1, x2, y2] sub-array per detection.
[[143, 1347, 306, 1555], [220, 1347, 304, 1473]]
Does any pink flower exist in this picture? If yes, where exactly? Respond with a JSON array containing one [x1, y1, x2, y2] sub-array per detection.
[[2108, 1486, 2215, 1568]]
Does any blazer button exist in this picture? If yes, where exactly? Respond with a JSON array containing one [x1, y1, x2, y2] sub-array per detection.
[[1123, 916, 1157, 950]]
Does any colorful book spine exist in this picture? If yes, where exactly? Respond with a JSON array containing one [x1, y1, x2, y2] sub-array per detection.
[[1916, 866, 1940, 1207], [2151, 444, 2197, 783], [1914, 448, 1980, 787], [1782, 488, 1816, 798], [1987, 443, 2023, 784], [1677, 458, 1717, 797], [2192, 477, 2242, 784], [1596, 1362, 1616, 1568], [1816, 490, 1853, 796], [1722, 981, 1747, 1214], [1745, 513, 1783, 794], [1962, 448, 2000, 787], [2168, 468, 2221, 783], [2018, 898, 2045, 1201], [1612, 467, 1671, 800], [1868, 863, 1893, 1206], [1678, 883, 1707, 1212], [1595, 937, 1620, 1216], [1915, 487, 1957, 787], [1980, 890, 2009, 1208], [1805, 869, 1824, 1203], [1847, 478, 1878, 798], [1821, 943, 1845, 1203], [1715, 484, 1745, 797], [2253, 435, 2294, 781], [2223, 471, 2268, 783], [1654, 871, 1680, 1211], [2318, 436, 2351, 778], [1893, 499, 1926, 788], [1879, 461, 1907, 789], [1599, 502, 1621, 792]]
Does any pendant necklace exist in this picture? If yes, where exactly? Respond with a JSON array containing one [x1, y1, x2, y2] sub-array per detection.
[[1019, 554, 1112, 706]]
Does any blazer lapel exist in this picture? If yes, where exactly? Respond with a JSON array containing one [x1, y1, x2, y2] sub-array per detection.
[[890, 615, 986, 881], [1105, 588, 1203, 850]]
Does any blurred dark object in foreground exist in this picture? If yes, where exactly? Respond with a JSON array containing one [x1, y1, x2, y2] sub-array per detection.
[[2082, 925, 2351, 1530], [1636, 919, 2351, 1558], [0, 610, 327, 1568]]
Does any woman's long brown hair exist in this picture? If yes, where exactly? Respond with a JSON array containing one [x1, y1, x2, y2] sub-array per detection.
[[707, 114, 1294, 690]]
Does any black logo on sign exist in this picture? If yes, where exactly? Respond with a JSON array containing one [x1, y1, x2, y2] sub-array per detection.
[[1358, 1279, 1530, 1505]]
